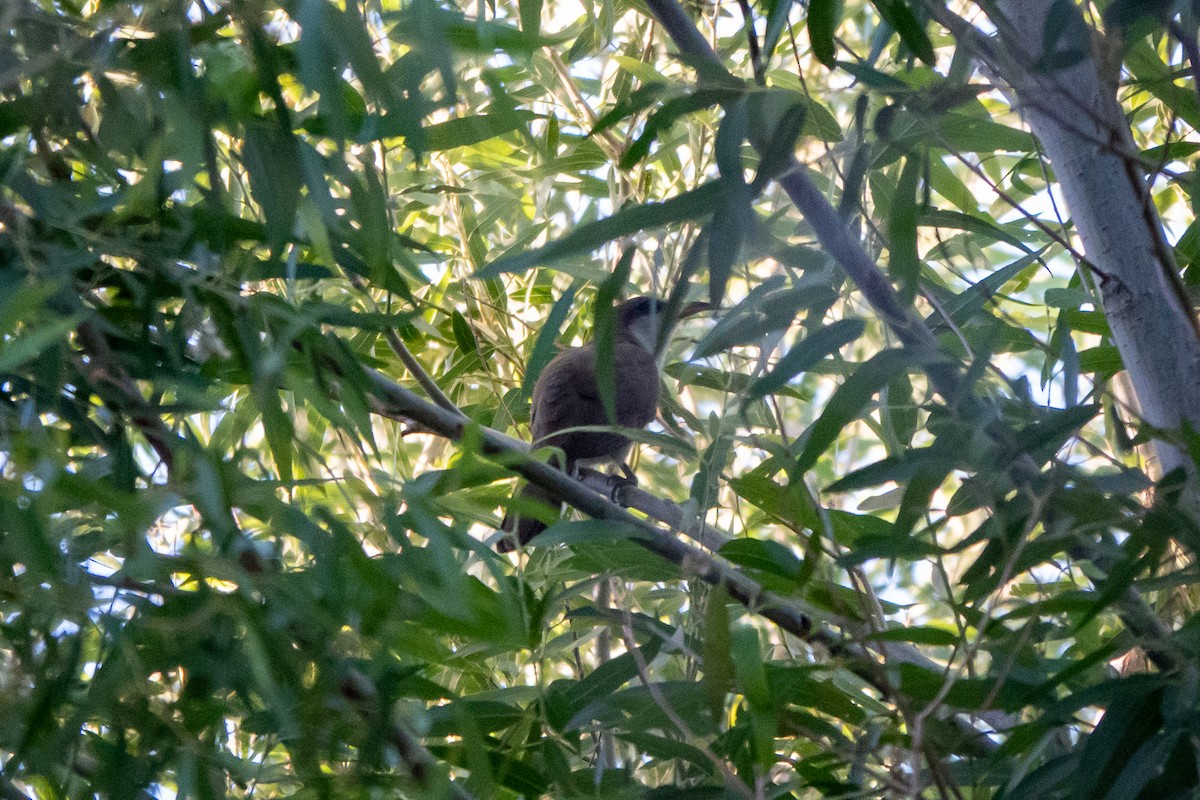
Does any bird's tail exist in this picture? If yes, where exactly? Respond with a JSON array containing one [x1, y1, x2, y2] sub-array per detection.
[[497, 482, 563, 552]]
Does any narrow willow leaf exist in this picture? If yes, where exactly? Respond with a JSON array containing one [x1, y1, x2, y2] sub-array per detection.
[[591, 82, 669, 134], [719, 538, 805, 581], [1124, 41, 1200, 130], [622, 88, 743, 170], [479, 181, 724, 277], [595, 249, 635, 425], [872, 0, 935, 64], [708, 101, 752, 306], [747, 318, 865, 402], [259, 388, 295, 484], [762, 0, 796, 62], [518, 0, 542, 35], [705, 192, 752, 308], [702, 585, 734, 723], [560, 639, 665, 731], [808, 0, 840, 67], [865, 626, 959, 646], [921, 208, 1033, 250], [690, 413, 734, 509], [796, 349, 918, 474], [423, 111, 537, 151], [838, 533, 943, 565], [242, 122, 301, 251], [751, 98, 807, 190], [522, 285, 578, 399], [691, 275, 788, 357], [889, 153, 922, 301], [935, 252, 1041, 328], [0, 315, 80, 373], [450, 310, 479, 355]]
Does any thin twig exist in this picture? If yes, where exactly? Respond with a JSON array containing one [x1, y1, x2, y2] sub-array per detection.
[[340, 271, 463, 414], [619, 610, 755, 800], [345, 354, 820, 641], [75, 320, 177, 475], [639, 0, 1182, 675], [341, 667, 473, 800]]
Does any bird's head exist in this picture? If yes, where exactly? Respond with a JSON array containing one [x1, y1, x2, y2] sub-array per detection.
[[616, 296, 711, 354]]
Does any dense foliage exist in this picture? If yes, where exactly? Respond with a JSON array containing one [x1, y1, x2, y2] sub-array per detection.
[[4, 0, 1200, 798]]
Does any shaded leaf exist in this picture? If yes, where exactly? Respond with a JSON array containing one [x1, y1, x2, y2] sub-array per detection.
[[479, 181, 724, 276], [796, 349, 921, 473]]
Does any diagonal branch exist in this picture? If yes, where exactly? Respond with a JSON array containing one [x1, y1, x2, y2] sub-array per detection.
[[577, 466, 731, 550], [362, 360, 819, 639], [340, 343, 1011, 750], [76, 320, 178, 476], [637, 0, 1183, 676]]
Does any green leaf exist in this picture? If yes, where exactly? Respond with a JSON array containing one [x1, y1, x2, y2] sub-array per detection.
[[872, 0, 935, 64], [749, 94, 807, 189], [1074, 681, 1167, 799], [423, 111, 538, 151], [519, 0, 542, 35], [702, 585, 735, 723], [837, 533, 943, 565], [3, 496, 60, 579], [1104, 0, 1171, 29], [936, 114, 1037, 153], [921, 208, 1033, 251], [1126, 41, 1200, 130], [1079, 345, 1123, 376], [747, 318, 865, 402], [533, 519, 645, 546], [865, 626, 958, 646], [719, 538, 805, 581], [522, 285, 579, 398], [731, 625, 776, 766], [592, 82, 669, 134], [690, 414, 735, 509], [478, 181, 724, 277], [1012, 405, 1100, 456], [0, 315, 80, 373], [258, 388, 295, 485], [692, 276, 792, 357], [595, 250, 635, 424], [796, 349, 920, 474], [708, 101, 752, 306], [242, 122, 302, 251], [1102, 731, 1184, 800], [826, 447, 953, 493], [763, 0, 796, 62], [934, 252, 1042, 328], [621, 88, 743, 170], [559, 638, 665, 730], [731, 625, 770, 710], [807, 0, 840, 67], [450, 311, 479, 355], [889, 153, 922, 301]]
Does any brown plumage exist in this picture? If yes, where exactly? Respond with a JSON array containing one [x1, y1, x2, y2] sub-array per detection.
[[497, 297, 669, 552]]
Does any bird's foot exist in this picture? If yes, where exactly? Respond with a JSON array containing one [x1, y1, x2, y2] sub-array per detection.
[[604, 472, 638, 502]]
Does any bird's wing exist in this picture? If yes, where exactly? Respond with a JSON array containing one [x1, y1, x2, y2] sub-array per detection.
[[530, 342, 659, 443], [530, 346, 604, 444]]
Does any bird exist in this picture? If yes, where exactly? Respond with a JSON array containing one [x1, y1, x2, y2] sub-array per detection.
[[497, 296, 707, 552]]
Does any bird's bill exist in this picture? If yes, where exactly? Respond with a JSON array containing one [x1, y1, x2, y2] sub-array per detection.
[[679, 301, 713, 318]]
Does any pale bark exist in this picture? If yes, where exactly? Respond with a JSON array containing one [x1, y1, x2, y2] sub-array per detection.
[[988, 0, 1200, 480]]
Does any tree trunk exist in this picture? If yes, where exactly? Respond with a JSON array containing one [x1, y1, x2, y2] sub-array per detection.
[[992, 0, 1200, 482]]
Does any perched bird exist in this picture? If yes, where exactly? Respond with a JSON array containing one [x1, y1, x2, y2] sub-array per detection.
[[497, 296, 707, 551]]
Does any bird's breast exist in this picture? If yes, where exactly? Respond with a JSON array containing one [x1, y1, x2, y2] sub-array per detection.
[[529, 340, 659, 462]]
